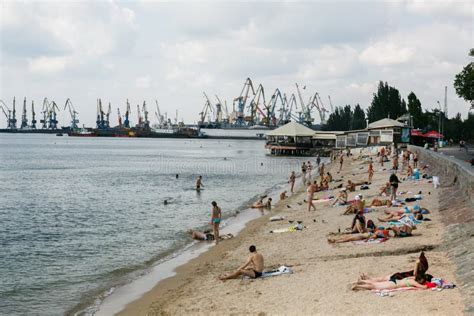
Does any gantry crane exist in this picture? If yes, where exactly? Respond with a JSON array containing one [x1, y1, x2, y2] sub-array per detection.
[[142, 101, 149, 129], [233, 77, 255, 126], [0, 99, 16, 129], [215, 95, 229, 124], [124, 99, 131, 128], [31, 100, 37, 129], [48, 101, 60, 129], [155, 100, 166, 128], [308, 92, 329, 124], [199, 92, 214, 126], [264, 88, 284, 127], [21, 97, 28, 129], [295, 83, 313, 126], [328, 95, 334, 113], [248, 84, 266, 125], [40, 98, 50, 129], [64, 98, 79, 129], [117, 108, 122, 127]]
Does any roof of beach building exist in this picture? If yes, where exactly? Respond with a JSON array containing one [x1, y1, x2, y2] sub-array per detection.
[[368, 118, 406, 129], [266, 121, 316, 137]]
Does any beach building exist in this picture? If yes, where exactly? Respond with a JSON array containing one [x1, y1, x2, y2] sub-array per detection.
[[265, 121, 316, 155], [335, 118, 411, 148]]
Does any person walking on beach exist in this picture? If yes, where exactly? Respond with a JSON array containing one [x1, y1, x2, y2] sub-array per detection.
[[413, 152, 419, 168], [289, 171, 296, 193], [392, 154, 399, 172], [210, 201, 222, 244], [339, 154, 344, 172], [368, 159, 374, 183], [219, 245, 264, 280], [306, 181, 317, 212], [301, 162, 307, 184], [389, 172, 400, 201], [196, 175, 203, 190], [307, 161, 313, 180]]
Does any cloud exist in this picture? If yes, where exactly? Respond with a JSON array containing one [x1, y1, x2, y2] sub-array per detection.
[[28, 56, 69, 74], [359, 41, 416, 66], [135, 76, 151, 89]]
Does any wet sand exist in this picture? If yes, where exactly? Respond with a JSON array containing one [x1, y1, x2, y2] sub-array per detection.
[[117, 148, 464, 315]]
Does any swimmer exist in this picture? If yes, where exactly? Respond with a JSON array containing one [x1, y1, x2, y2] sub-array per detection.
[[196, 175, 203, 190]]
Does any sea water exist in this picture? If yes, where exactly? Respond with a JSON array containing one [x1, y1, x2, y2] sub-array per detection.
[[0, 134, 312, 315]]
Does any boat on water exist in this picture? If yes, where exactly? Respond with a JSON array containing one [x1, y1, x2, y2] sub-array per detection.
[[68, 127, 97, 137]]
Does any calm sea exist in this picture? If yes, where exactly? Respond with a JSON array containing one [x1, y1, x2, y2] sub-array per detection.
[[0, 134, 309, 315]]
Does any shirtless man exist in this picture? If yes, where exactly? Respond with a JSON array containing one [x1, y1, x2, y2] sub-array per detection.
[[219, 245, 264, 280], [288, 171, 296, 193], [196, 175, 203, 190], [346, 180, 356, 192]]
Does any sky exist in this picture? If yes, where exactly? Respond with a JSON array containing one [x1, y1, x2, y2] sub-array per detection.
[[0, 0, 472, 128]]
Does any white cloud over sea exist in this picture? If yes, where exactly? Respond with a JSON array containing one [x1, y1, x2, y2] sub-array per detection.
[[0, 0, 472, 128]]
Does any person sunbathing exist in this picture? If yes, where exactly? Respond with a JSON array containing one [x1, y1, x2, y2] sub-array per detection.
[[346, 180, 356, 192], [332, 188, 348, 206], [359, 252, 429, 283], [251, 198, 265, 208], [187, 229, 234, 241], [353, 252, 430, 290], [343, 195, 364, 215], [370, 198, 392, 207], [378, 212, 423, 222], [320, 179, 329, 191], [389, 224, 415, 237], [327, 228, 389, 243], [219, 245, 264, 280]]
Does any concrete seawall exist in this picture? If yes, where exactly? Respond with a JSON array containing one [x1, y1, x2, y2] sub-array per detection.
[[408, 145, 474, 313]]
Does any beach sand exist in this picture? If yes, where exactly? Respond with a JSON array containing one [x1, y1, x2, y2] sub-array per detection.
[[118, 149, 464, 316]]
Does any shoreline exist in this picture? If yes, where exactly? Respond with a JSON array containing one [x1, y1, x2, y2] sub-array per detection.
[[91, 171, 309, 316], [116, 146, 467, 315]]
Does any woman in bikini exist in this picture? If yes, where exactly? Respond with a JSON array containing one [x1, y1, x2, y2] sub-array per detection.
[[211, 201, 222, 244]]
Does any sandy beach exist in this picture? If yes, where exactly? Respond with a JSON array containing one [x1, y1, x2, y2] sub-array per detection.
[[118, 148, 465, 316]]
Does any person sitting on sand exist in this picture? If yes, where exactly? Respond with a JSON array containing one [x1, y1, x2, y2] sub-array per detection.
[[265, 198, 272, 210], [369, 198, 392, 207], [351, 212, 366, 233], [407, 165, 414, 178], [346, 180, 356, 192], [327, 228, 389, 243], [343, 195, 364, 215], [320, 179, 329, 191], [332, 188, 348, 206], [325, 172, 333, 182], [279, 191, 287, 201], [219, 245, 264, 280]]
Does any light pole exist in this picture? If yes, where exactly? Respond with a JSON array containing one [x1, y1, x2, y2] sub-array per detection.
[[436, 101, 442, 146]]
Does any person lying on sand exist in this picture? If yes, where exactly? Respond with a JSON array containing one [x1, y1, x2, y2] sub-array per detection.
[[389, 224, 415, 237], [327, 228, 389, 243], [219, 245, 264, 281], [359, 251, 429, 283], [187, 229, 234, 241], [251, 198, 265, 209], [332, 188, 348, 206], [369, 198, 392, 207], [352, 252, 430, 290], [378, 212, 423, 222], [383, 205, 429, 216]]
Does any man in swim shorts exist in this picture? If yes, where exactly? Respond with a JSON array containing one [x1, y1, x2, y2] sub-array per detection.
[[219, 245, 264, 280], [196, 175, 203, 190]]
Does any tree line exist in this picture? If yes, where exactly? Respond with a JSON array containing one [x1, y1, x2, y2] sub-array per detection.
[[322, 50, 474, 142]]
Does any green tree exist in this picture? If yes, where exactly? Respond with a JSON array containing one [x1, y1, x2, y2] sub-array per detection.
[[407, 92, 424, 128], [453, 50, 474, 107], [352, 104, 366, 129], [367, 81, 407, 122]]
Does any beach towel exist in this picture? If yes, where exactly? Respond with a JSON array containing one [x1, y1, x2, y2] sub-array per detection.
[[262, 265, 293, 278], [352, 238, 387, 245], [372, 287, 422, 295], [312, 198, 333, 203], [270, 223, 304, 233]]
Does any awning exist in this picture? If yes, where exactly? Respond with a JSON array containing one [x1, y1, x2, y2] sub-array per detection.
[[423, 131, 443, 138], [411, 129, 424, 137]]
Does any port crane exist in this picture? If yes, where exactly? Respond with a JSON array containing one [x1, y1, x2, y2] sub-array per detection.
[[40, 98, 50, 129], [64, 98, 79, 129], [155, 100, 166, 128], [295, 83, 313, 126], [308, 92, 329, 124], [328, 95, 334, 113], [233, 77, 255, 126], [136, 103, 142, 127], [199, 92, 214, 125], [264, 88, 284, 127], [31, 101, 37, 129], [0, 98, 17, 129], [117, 108, 122, 127], [248, 84, 266, 125], [47, 101, 60, 129], [21, 97, 28, 129], [141, 101, 150, 129], [124, 99, 131, 128], [96, 99, 108, 129], [215, 95, 229, 124]]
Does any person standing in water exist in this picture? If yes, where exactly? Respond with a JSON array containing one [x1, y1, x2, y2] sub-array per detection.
[[289, 171, 296, 193], [307, 161, 313, 181], [210, 201, 222, 244], [301, 162, 307, 184], [196, 175, 203, 190]]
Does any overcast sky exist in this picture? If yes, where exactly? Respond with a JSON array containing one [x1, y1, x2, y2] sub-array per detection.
[[0, 0, 472, 128]]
